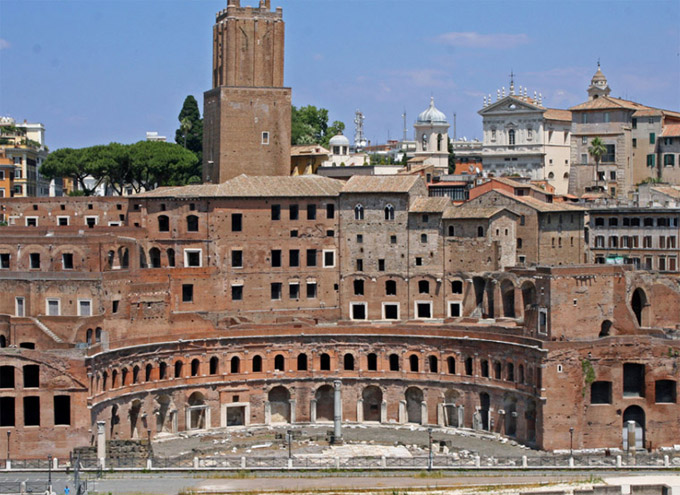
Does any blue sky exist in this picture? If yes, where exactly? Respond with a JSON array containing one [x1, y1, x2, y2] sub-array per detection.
[[1, 0, 679, 151]]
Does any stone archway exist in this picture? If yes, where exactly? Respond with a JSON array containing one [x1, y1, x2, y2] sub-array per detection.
[[268, 386, 291, 424], [129, 400, 142, 439], [187, 392, 207, 430], [405, 387, 423, 424], [623, 405, 645, 450], [362, 386, 382, 422], [155, 394, 174, 434], [315, 385, 334, 421], [631, 288, 649, 327]]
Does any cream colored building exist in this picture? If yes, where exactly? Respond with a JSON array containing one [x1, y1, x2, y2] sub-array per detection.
[[413, 97, 450, 174], [478, 81, 572, 195]]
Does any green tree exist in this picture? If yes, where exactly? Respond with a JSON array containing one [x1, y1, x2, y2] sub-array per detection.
[[291, 105, 345, 148], [41, 147, 104, 196], [175, 95, 203, 178], [448, 140, 456, 174], [128, 141, 199, 192], [588, 137, 607, 188]]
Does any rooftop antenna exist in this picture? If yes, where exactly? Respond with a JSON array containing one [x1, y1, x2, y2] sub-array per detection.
[[509, 69, 515, 95], [402, 110, 407, 141], [453, 112, 457, 141], [354, 109, 365, 149]]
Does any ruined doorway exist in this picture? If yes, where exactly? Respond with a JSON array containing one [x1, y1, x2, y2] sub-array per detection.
[[129, 400, 142, 438], [631, 288, 648, 327], [622, 405, 645, 450], [503, 395, 517, 437], [501, 280, 515, 318], [268, 386, 291, 423], [155, 395, 172, 433], [362, 386, 382, 422], [226, 406, 245, 426], [405, 387, 423, 424], [479, 392, 490, 431], [188, 392, 206, 430], [315, 385, 334, 421]]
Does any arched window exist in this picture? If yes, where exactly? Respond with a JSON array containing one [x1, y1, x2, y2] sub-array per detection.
[[447, 356, 455, 374], [507, 362, 515, 381], [344, 353, 355, 371], [149, 248, 161, 268], [564, 172, 570, 179], [367, 353, 378, 371], [107, 250, 115, 269], [274, 354, 285, 371], [508, 129, 516, 145], [102, 371, 108, 391], [389, 354, 400, 371], [166, 249, 175, 267], [186, 215, 199, 232], [354, 204, 364, 220], [159, 362, 167, 380], [385, 280, 397, 296], [132, 365, 140, 384], [297, 353, 308, 371], [548, 172, 554, 179], [158, 215, 169, 232], [493, 361, 502, 379], [477, 226, 484, 237], [191, 359, 200, 376], [252, 355, 262, 372], [231, 356, 240, 374], [447, 225, 454, 237], [451, 280, 463, 294], [320, 353, 331, 371], [174, 361, 183, 378], [145, 363, 153, 382], [418, 280, 429, 294], [86, 329, 93, 345], [0, 335, 5, 348], [111, 369, 117, 389], [209, 356, 219, 375], [95, 327, 102, 343], [481, 359, 489, 377], [121, 368, 128, 385], [384, 204, 394, 221], [437, 133, 443, 152], [465, 357, 473, 376], [409, 355, 419, 372], [428, 355, 438, 373]]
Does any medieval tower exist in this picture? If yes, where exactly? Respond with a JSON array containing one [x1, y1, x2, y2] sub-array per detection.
[[203, 0, 292, 183]]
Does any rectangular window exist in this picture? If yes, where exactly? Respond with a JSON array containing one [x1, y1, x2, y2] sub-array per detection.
[[623, 363, 645, 398], [25, 217, 38, 227], [261, 131, 269, 145], [62, 253, 74, 270], [356, 234, 363, 243], [581, 153, 588, 164], [659, 256, 666, 271], [353, 279, 364, 296], [307, 204, 316, 220], [54, 396, 71, 425], [231, 213, 242, 232], [306, 249, 317, 267], [112, 300, 119, 313], [46, 298, 60, 316], [289, 204, 299, 220], [415, 302, 432, 319], [323, 250, 335, 267], [289, 282, 299, 299], [271, 282, 282, 300], [271, 204, 281, 220], [351, 302, 367, 320], [590, 381, 612, 404], [30, 253, 40, 269], [390, 235, 397, 244], [643, 236, 652, 248], [650, 132, 656, 144], [647, 154, 656, 167], [231, 284, 243, 301], [603, 144, 615, 163], [231, 250, 243, 268], [306, 282, 317, 299], [0, 397, 15, 427], [15, 297, 25, 317], [290, 229, 298, 237], [581, 114, 587, 124], [664, 154, 675, 167], [182, 284, 193, 303], [0, 253, 10, 269], [448, 301, 462, 318], [77, 299, 92, 317], [24, 396, 40, 426], [582, 136, 588, 145], [378, 259, 385, 271], [85, 216, 97, 228], [289, 249, 299, 267], [669, 257, 677, 272], [382, 303, 399, 320], [356, 259, 363, 271], [326, 229, 334, 237], [326, 204, 335, 219], [632, 138, 637, 148], [56, 216, 69, 226], [632, 118, 637, 129], [415, 257, 422, 266], [184, 249, 202, 267], [271, 249, 282, 267], [603, 112, 610, 123]]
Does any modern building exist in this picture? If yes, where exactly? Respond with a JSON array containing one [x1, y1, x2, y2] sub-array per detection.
[[203, 0, 291, 183]]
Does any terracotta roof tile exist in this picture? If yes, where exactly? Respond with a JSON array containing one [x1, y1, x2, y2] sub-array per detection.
[[662, 124, 680, 137], [650, 185, 680, 199], [443, 204, 507, 219], [291, 145, 329, 156], [135, 174, 344, 199], [569, 96, 649, 112], [481, 189, 586, 212], [543, 108, 572, 121], [409, 197, 450, 213], [342, 175, 422, 194]]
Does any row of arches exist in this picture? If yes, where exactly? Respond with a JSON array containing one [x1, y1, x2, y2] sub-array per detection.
[[93, 349, 538, 395], [156, 214, 199, 233]]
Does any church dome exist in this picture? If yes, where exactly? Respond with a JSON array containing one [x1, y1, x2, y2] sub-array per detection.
[[417, 97, 448, 124], [329, 133, 350, 147]]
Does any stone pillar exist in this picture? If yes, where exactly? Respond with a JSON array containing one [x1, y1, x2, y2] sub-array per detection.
[[264, 401, 271, 425], [333, 380, 342, 443], [356, 399, 363, 423], [420, 401, 428, 425], [288, 399, 296, 424], [380, 400, 387, 424], [626, 420, 636, 451], [472, 409, 481, 430], [96, 421, 106, 469], [205, 407, 211, 430], [457, 405, 464, 428], [398, 400, 406, 424], [310, 399, 317, 423], [437, 404, 445, 427]]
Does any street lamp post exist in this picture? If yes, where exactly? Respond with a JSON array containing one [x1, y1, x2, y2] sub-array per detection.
[[6, 431, 9, 462], [287, 430, 292, 460], [569, 427, 574, 457], [48, 454, 53, 494], [427, 427, 433, 472]]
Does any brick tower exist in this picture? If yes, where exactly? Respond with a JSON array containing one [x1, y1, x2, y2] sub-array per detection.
[[203, 0, 292, 183]]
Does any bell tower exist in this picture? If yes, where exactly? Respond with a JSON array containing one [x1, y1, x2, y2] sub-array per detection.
[[203, 0, 292, 183]]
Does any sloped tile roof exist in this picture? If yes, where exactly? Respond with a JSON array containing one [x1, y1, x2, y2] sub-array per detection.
[[661, 124, 680, 137], [543, 108, 572, 121], [409, 197, 450, 213], [443, 204, 507, 219], [135, 174, 344, 198], [481, 189, 586, 212], [569, 96, 650, 111], [342, 175, 422, 193]]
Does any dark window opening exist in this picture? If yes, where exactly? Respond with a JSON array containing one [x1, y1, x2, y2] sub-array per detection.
[[209, 357, 219, 375], [174, 361, 183, 378], [182, 284, 193, 303], [591, 381, 612, 404], [351, 303, 366, 320], [0, 397, 15, 426], [353, 279, 364, 295], [418, 280, 429, 294], [297, 353, 308, 371], [429, 355, 438, 373], [24, 396, 40, 426], [191, 359, 200, 377], [481, 360, 489, 377], [623, 363, 645, 397], [447, 357, 455, 374], [271, 249, 282, 267], [274, 354, 285, 371], [231, 356, 240, 373], [252, 355, 262, 372], [389, 354, 400, 371], [271, 282, 282, 300], [53, 396, 70, 425], [326, 204, 335, 219], [232, 285, 243, 301], [231, 213, 242, 232], [289, 204, 299, 220], [30, 253, 40, 269], [367, 353, 377, 371], [0, 366, 14, 388], [23, 365, 39, 388], [232, 250, 243, 268], [416, 303, 431, 318], [158, 215, 169, 232], [306, 249, 317, 267], [271, 204, 281, 221], [307, 204, 316, 220], [655, 380, 676, 403], [19, 342, 34, 349], [386, 280, 397, 295], [451, 280, 463, 294], [320, 353, 331, 371], [62, 253, 74, 270], [384, 304, 399, 319], [465, 357, 473, 376], [344, 354, 355, 371], [409, 355, 419, 372], [493, 361, 502, 379], [145, 363, 153, 382]]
